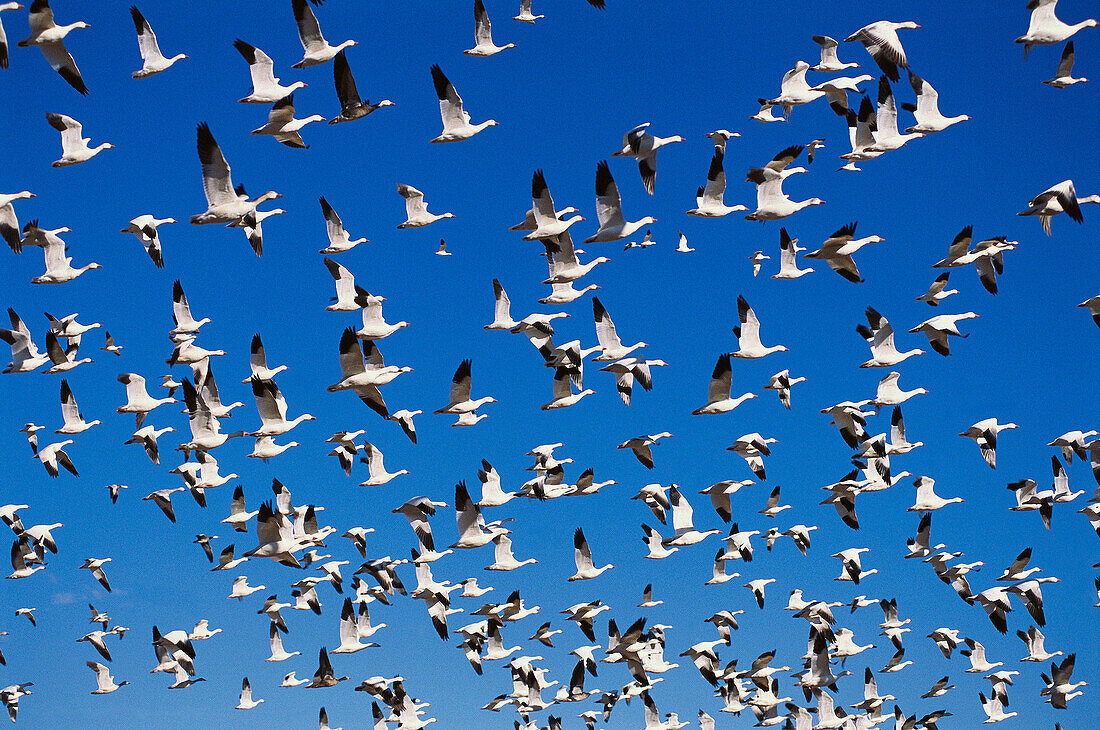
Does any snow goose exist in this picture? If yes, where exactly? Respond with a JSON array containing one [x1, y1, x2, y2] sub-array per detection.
[[120, 214, 174, 268], [704, 549, 738, 584], [908, 312, 978, 356], [837, 96, 884, 167], [46, 113, 112, 166], [18, 0, 89, 94], [832, 547, 876, 584], [902, 71, 970, 134], [698, 480, 753, 522], [810, 35, 858, 72], [358, 294, 411, 343], [222, 487, 258, 533], [569, 528, 613, 581], [396, 183, 454, 228], [908, 476, 963, 512], [78, 557, 111, 592], [770, 227, 812, 279], [1048, 429, 1097, 462], [318, 198, 367, 253], [1044, 40, 1087, 86], [751, 98, 784, 122], [328, 49, 393, 123], [0, 3, 22, 70], [1016, 0, 1097, 57], [617, 432, 672, 469], [732, 295, 788, 359], [248, 436, 298, 461], [542, 366, 595, 409], [477, 460, 516, 507], [623, 229, 655, 250], [598, 355, 667, 405], [429, 64, 497, 142], [592, 297, 647, 361], [769, 61, 824, 117], [1017, 179, 1085, 234], [1075, 293, 1100, 329], [466, 0, 514, 56], [117, 373, 175, 428], [243, 333, 288, 382], [513, 0, 543, 23], [167, 335, 225, 367], [858, 306, 924, 367], [250, 376, 316, 436], [9, 536, 46, 578], [189, 123, 282, 225], [435, 359, 497, 415], [170, 280, 210, 335], [585, 161, 655, 241], [843, 20, 920, 81], [662, 486, 721, 546], [674, 230, 693, 253], [763, 368, 806, 409], [804, 221, 884, 283], [331, 598, 371, 654], [726, 433, 776, 479], [750, 250, 769, 276], [1019, 625, 1063, 661], [250, 92, 323, 148], [744, 145, 824, 220], [42, 332, 90, 373], [0, 191, 34, 252], [129, 6, 186, 78], [706, 129, 740, 153], [743, 578, 776, 609], [543, 230, 608, 283], [56, 380, 100, 434], [916, 272, 958, 306], [34, 438, 76, 477], [291, 0, 357, 68], [692, 354, 756, 414], [15, 607, 36, 626], [611, 122, 685, 195], [485, 278, 519, 330], [687, 150, 748, 217], [142, 486, 183, 522], [234, 39, 305, 103], [758, 486, 791, 517], [434, 238, 452, 256], [388, 409, 420, 443], [86, 661, 129, 694], [866, 76, 925, 152], [234, 677, 263, 709], [327, 330, 407, 413], [979, 692, 1017, 723], [486, 533, 536, 571], [322, 258, 367, 311], [522, 170, 585, 240], [359, 441, 409, 486]]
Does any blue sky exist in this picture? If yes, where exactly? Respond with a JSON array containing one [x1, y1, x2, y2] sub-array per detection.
[[0, 0, 1097, 727]]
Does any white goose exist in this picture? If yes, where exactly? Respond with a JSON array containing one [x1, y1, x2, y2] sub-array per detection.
[[129, 6, 186, 78], [902, 71, 970, 134], [466, 0, 514, 56], [171, 279, 210, 335], [357, 292, 409, 341], [477, 460, 516, 507], [751, 98, 785, 123], [250, 377, 316, 437], [585, 161, 656, 241], [291, 0, 357, 68], [35, 439, 77, 477], [732, 295, 788, 359], [871, 371, 927, 410], [513, 0, 543, 23], [120, 214, 174, 268], [322, 258, 366, 311], [434, 359, 497, 415], [429, 64, 498, 142], [329, 328, 410, 407], [0, 2, 22, 71], [1016, 0, 1097, 57], [179, 380, 245, 456], [117, 373, 176, 428], [268, 624, 300, 662], [46, 113, 113, 167], [56, 380, 100, 434], [592, 297, 647, 361], [42, 332, 90, 373], [250, 93, 324, 148], [916, 272, 958, 306], [542, 366, 595, 409], [1017, 179, 1086, 234], [810, 35, 859, 72], [866, 76, 925, 152], [744, 145, 823, 220], [318, 197, 367, 253], [486, 533, 537, 571], [763, 368, 806, 410], [770, 227, 812, 279], [908, 312, 979, 356], [1, 191, 35, 252], [1044, 41, 1087, 86], [769, 61, 824, 117], [687, 150, 748, 217], [804, 221, 885, 283], [611, 122, 685, 195], [569, 528, 613, 581], [87, 662, 129, 694], [858, 307, 924, 367], [485, 278, 518, 330], [234, 39, 305, 103], [908, 476, 964, 512], [396, 183, 455, 228], [189, 123, 282, 225], [544, 230, 609, 283], [692, 354, 756, 414], [359, 442, 409, 487], [522, 170, 585, 240], [843, 20, 921, 81], [17, 0, 90, 94]]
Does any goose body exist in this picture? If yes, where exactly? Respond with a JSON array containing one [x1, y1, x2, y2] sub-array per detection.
[[611, 122, 685, 195], [397, 183, 455, 228], [18, 0, 90, 94], [120, 214, 175, 268], [903, 71, 970, 134], [1044, 41, 1087, 86], [843, 20, 920, 81], [1016, 0, 1097, 56], [234, 39, 305, 103], [250, 93, 324, 148], [328, 49, 394, 123], [429, 64, 497, 142], [465, 0, 514, 56], [190, 123, 282, 225], [586, 161, 656, 240], [46, 113, 113, 166], [291, 0, 357, 68], [692, 354, 756, 414], [129, 6, 186, 78], [687, 150, 747, 217]]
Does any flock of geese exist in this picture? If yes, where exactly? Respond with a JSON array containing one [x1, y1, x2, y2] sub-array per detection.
[[0, 0, 1097, 728]]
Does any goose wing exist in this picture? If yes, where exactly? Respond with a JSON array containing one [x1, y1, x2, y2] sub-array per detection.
[[706, 354, 733, 403], [292, 0, 328, 53], [130, 6, 164, 62], [332, 49, 361, 109], [397, 183, 427, 219], [592, 297, 623, 351], [196, 123, 236, 207], [594, 160, 625, 230], [431, 64, 466, 131], [449, 359, 473, 403]]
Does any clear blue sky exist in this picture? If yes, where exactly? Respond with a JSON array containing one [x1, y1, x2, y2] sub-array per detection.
[[0, 0, 1097, 727]]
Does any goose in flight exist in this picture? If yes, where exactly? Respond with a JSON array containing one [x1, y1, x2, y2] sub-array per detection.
[[318, 198, 367, 253], [543, 367, 595, 409], [0, 2, 23, 70], [359, 442, 409, 487], [569, 528, 613, 580], [592, 297, 647, 360], [804, 221, 884, 283], [87, 662, 129, 694], [1078, 294, 1100, 328], [1044, 41, 1087, 86], [866, 76, 925, 152], [763, 369, 806, 409], [513, 0, 543, 23], [235, 677, 264, 709], [233, 39, 305, 103], [522, 170, 585, 240], [143, 486, 184, 522], [0, 191, 34, 252], [1017, 179, 1085, 235], [35, 438, 77, 477], [744, 145, 823, 220], [770, 227, 812, 279], [623, 229, 655, 250], [908, 476, 964, 512], [586, 160, 656, 241], [56, 380, 100, 434], [46, 113, 113, 167], [328, 328, 409, 410], [396, 183, 455, 228], [243, 333, 288, 382], [466, 0, 514, 56], [750, 250, 770, 276], [250, 376, 316, 436], [120, 214, 174, 268], [908, 312, 978, 356], [18, 0, 89, 94], [117, 373, 176, 429], [79, 557, 111, 592], [916, 272, 958, 306], [357, 292, 408, 342], [171, 280, 211, 335], [726, 433, 776, 479], [1016, 0, 1097, 57], [250, 93, 324, 148], [42, 331, 90, 373], [328, 49, 393, 123], [612, 122, 685, 195], [435, 238, 452, 256], [902, 71, 971, 134], [843, 20, 920, 81], [27, 225, 101, 283], [692, 354, 756, 414], [858, 306, 924, 367], [486, 533, 536, 571], [429, 64, 498, 142], [291, 0, 357, 68], [810, 35, 859, 72], [190, 123, 282, 225], [435, 359, 497, 416], [769, 61, 825, 118], [733, 295, 788, 359], [9, 536, 47, 579], [751, 98, 784, 123], [617, 432, 672, 469], [687, 150, 748, 217], [129, 6, 186, 78], [543, 229, 609, 283]]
